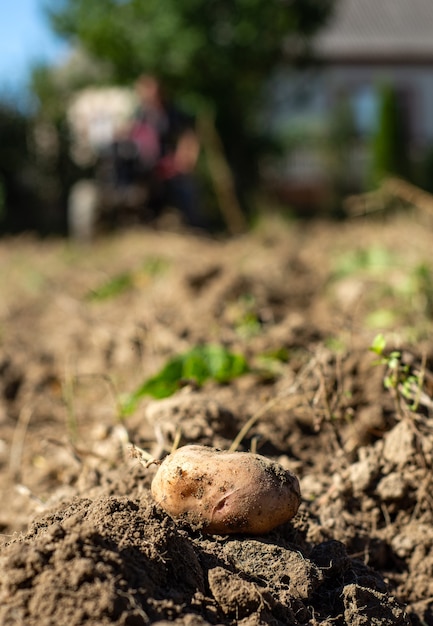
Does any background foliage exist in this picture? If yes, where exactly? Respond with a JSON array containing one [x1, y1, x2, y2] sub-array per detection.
[[46, 0, 335, 210], [0, 100, 40, 233], [370, 83, 410, 188]]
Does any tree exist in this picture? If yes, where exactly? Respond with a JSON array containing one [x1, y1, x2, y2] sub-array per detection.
[[27, 51, 114, 234], [0, 99, 40, 233], [46, 0, 334, 213], [370, 83, 410, 188]]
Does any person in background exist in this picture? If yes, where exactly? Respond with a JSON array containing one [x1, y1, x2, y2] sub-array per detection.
[[113, 74, 205, 229]]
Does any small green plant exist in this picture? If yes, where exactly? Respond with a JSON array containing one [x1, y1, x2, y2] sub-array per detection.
[[369, 334, 423, 413], [121, 344, 249, 415], [332, 245, 396, 280], [236, 310, 262, 338], [230, 294, 262, 338], [412, 262, 433, 318], [86, 256, 169, 301], [86, 271, 135, 301], [254, 347, 290, 380]]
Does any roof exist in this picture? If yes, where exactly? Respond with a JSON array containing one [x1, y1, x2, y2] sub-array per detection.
[[314, 0, 433, 62]]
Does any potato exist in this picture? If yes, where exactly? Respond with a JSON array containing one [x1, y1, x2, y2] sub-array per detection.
[[151, 445, 301, 535]]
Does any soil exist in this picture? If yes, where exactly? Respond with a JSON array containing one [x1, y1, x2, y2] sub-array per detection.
[[0, 212, 432, 625]]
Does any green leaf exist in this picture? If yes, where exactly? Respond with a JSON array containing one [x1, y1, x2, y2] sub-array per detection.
[[86, 271, 134, 301], [85, 257, 169, 301], [369, 333, 387, 356], [121, 344, 249, 415]]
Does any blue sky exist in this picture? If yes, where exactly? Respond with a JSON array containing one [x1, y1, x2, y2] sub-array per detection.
[[0, 0, 70, 102]]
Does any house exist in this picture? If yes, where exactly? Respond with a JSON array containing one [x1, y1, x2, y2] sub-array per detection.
[[271, 0, 433, 211]]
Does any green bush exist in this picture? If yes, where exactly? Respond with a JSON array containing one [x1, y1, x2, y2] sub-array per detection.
[[370, 83, 410, 188]]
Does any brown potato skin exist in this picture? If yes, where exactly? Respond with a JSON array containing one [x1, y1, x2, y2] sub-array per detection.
[[151, 445, 301, 535]]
